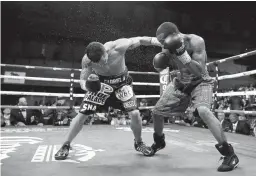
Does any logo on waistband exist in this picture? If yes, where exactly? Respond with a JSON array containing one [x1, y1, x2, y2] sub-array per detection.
[[104, 76, 126, 85]]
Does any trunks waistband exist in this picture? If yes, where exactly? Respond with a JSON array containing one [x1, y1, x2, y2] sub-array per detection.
[[98, 67, 129, 86]]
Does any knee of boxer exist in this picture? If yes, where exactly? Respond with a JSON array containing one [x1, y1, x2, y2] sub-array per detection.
[[128, 109, 140, 119], [196, 106, 213, 121]]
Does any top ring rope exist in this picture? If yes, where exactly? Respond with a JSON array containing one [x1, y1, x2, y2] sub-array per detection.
[[207, 50, 256, 66], [0, 64, 159, 76]]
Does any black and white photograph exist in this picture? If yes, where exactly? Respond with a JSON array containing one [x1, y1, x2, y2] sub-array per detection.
[[1, 1, 256, 176]]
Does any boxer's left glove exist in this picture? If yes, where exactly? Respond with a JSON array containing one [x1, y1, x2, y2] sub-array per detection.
[[153, 52, 169, 72], [85, 74, 101, 92], [164, 34, 191, 65]]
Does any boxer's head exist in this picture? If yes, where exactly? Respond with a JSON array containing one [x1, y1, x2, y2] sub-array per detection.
[[86, 42, 108, 64], [156, 22, 179, 44]]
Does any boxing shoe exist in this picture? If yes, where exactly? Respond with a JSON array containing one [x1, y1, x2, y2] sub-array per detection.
[[55, 142, 71, 160], [215, 142, 239, 172], [151, 132, 166, 155], [134, 140, 154, 157]]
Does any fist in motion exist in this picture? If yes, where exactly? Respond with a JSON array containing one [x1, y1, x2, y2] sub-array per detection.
[[86, 74, 101, 92]]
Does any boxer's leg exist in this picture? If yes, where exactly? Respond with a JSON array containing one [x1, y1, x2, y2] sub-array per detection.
[[63, 112, 88, 144], [114, 84, 152, 156], [152, 83, 189, 136], [151, 83, 189, 154], [128, 109, 143, 142], [55, 101, 97, 160], [191, 81, 226, 144], [191, 81, 239, 172]]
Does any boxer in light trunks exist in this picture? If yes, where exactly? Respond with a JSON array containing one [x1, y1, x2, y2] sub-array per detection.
[[150, 22, 239, 172], [55, 36, 162, 159]]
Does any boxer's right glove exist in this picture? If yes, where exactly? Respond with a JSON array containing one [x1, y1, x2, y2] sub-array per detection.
[[85, 74, 101, 92], [153, 52, 169, 72]]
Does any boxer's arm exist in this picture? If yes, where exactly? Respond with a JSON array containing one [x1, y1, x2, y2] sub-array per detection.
[[80, 55, 93, 91], [113, 37, 162, 53], [186, 37, 207, 77]]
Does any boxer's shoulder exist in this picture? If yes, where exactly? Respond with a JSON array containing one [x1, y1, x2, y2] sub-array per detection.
[[104, 41, 115, 50], [82, 55, 92, 68], [188, 34, 205, 48]]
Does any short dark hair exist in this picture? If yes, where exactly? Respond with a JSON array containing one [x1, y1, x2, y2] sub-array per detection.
[[156, 22, 179, 39], [86, 42, 105, 63]]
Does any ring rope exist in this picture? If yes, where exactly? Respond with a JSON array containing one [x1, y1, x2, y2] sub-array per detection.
[[1, 105, 255, 115], [0, 64, 159, 75], [0, 105, 155, 110], [218, 70, 256, 80], [214, 109, 256, 115], [216, 91, 256, 97], [207, 50, 256, 66], [1, 68, 256, 84], [0, 91, 161, 98], [0, 75, 160, 86], [1, 90, 255, 98]]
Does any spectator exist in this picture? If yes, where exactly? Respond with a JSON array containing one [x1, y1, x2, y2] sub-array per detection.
[[118, 111, 127, 126], [221, 115, 233, 132], [1, 111, 6, 127], [139, 99, 152, 126], [228, 96, 243, 111], [217, 103, 225, 123], [229, 113, 251, 135], [109, 108, 119, 126], [43, 97, 77, 125], [2, 108, 11, 126], [10, 97, 44, 126]]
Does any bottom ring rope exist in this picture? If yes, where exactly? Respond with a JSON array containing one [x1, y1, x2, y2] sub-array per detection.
[[1, 105, 255, 115], [0, 105, 155, 110]]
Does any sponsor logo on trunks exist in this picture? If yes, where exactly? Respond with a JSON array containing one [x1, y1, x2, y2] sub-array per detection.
[[123, 100, 136, 109], [100, 83, 114, 93], [115, 85, 133, 101], [83, 92, 110, 105], [80, 103, 97, 112], [0, 136, 43, 165], [31, 144, 104, 163]]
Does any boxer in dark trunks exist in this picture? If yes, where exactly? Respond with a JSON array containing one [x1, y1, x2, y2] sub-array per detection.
[[55, 36, 162, 159], [150, 22, 239, 172]]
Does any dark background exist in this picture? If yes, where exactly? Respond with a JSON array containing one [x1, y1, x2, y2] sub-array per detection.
[[1, 1, 256, 105]]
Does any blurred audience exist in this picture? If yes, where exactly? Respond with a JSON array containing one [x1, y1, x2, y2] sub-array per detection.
[[139, 99, 152, 126], [42, 97, 77, 126], [10, 97, 44, 126], [2, 108, 11, 126]]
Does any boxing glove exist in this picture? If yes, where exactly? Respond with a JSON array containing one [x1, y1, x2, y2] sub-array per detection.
[[85, 74, 101, 92], [164, 34, 191, 65], [153, 52, 170, 71]]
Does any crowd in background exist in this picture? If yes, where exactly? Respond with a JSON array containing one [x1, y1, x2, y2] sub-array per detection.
[[1, 84, 256, 137]]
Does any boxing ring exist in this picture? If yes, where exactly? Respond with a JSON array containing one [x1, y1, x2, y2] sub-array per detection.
[[1, 50, 256, 176]]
